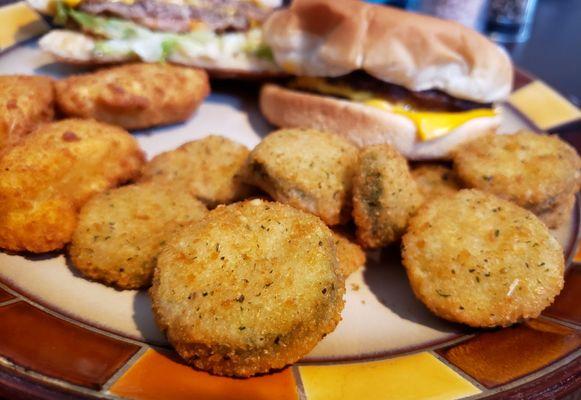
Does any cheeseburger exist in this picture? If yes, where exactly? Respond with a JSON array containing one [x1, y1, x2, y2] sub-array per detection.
[[260, 0, 513, 160], [31, 0, 283, 75]]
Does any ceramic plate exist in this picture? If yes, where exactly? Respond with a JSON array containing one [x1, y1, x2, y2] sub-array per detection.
[[0, 4, 580, 399]]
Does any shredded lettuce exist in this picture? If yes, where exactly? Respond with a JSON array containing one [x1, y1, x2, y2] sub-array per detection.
[[53, 1, 70, 25], [53, 1, 276, 64]]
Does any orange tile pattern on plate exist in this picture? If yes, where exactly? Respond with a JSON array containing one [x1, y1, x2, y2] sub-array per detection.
[[439, 319, 581, 388], [298, 352, 480, 400], [0, 287, 14, 303], [110, 348, 298, 400], [0, 302, 139, 389], [544, 266, 581, 325]]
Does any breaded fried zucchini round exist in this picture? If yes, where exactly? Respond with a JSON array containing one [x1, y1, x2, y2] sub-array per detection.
[[70, 183, 208, 289], [0, 119, 144, 253], [412, 164, 461, 199], [151, 199, 345, 377], [244, 129, 359, 225], [353, 144, 422, 248], [537, 191, 577, 229], [453, 132, 581, 224], [333, 231, 366, 278], [402, 189, 564, 328], [55, 63, 209, 129], [0, 75, 54, 153], [140, 135, 252, 207]]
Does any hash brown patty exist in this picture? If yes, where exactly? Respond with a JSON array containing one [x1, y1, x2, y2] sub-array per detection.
[[0, 119, 144, 253], [0, 75, 54, 153], [55, 63, 209, 129]]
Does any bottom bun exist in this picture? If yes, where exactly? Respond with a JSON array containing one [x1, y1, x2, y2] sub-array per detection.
[[260, 84, 500, 160]]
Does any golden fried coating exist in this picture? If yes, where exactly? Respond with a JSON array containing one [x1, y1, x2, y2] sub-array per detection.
[[150, 199, 345, 377], [244, 129, 359, 225], [0, 75, 54, 153], [0, 119, 145, 253], [55, 63, 209, 130], [402, 189, 564, 328], [412, 164, 462, 199], [453, 132, 581, 215], [70, 183, 208, 289], [140, 135, 252, 206], [537, 190, 576, 229], [353, 144, 422, 248], [333, 231, 366, 278]]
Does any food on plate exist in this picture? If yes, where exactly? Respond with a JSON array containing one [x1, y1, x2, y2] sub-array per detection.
[[453, 132, 581, 228], [259, 0, 512, 160], [0, 75, 55, 153], [139, 135, 252, 206], [150, 199, 345, 377], [412, 164, 462, 200], [243, 128, 358, 225], [0, 119, 144, 253], [55, 63, 209, 130], [333, 230, 366, 278], [32, 0, 283, 75], [402, 189, 564, 328], [536, 192, 576, 230], [352, 144, 422, 248], [70, 183, 208, 289]]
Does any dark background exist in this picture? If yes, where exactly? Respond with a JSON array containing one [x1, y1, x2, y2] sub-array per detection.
[[505, 0, 581, 106]]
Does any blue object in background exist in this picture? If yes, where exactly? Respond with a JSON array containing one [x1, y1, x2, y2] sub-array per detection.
[[364, 0, 417, 8], [486, 0, 539, 43]]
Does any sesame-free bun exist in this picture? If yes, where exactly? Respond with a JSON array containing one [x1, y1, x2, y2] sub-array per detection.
[[264, 0, 513, 103], [259, 84, 500, 160]]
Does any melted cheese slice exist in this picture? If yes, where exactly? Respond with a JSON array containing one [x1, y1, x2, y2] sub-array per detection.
[[63, 0, 82, 6], [364, 99, 495, 141], [292, 77, 496, 141]]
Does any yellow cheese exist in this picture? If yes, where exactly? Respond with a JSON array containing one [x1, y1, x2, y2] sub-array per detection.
[[63, 0, 82, 7], [364, 99, 495, 141], [293, 77, 375, 102], [291, 77, 496, 141]]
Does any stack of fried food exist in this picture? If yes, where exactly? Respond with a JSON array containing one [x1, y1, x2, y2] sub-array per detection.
[[1, 61, 580, 378]]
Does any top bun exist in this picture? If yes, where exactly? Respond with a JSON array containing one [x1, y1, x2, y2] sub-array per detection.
[[264, 0, 513, 103]]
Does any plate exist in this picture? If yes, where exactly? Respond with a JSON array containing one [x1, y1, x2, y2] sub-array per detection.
[[0, 12, 580, 400]]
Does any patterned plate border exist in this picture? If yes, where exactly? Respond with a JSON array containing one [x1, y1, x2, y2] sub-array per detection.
[[0, 4, 580, 399]]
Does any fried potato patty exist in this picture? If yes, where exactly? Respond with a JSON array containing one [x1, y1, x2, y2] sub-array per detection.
[[150, 199, 345, 377], [244, 129, 359, 225], [333, 231, 366, 278], [55, 63, 209, 130], [0, 75, 54, 153], [0, 119, 144, 253], [70, 183, 208, 289], [453, 132, 581, 214], [412, 164, 461, 199], [140, 135, 252, 206], [353, 144, 422, 248], [402, 189, 564, 328]]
